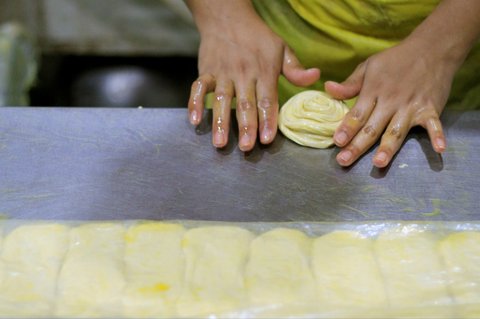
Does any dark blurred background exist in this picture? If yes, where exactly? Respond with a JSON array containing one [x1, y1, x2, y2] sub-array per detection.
[[30, 55, 198, 107], [0, 0, 200, 108]]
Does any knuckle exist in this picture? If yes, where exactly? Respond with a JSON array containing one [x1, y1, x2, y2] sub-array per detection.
[[239, 125, 255, 136], [380, 130, 400, 147], [412, 99, 440, 117], [237, 98, 254, 112], [387, 123, 403, 140], [191, 79, 203, 90], [190, 78, 208, 94], [348, 108, 365, 124], [422, 97, 438, 109], [215, 116, 226, 129], [362, 124, 378, 138], [192, 98, 202, 108], [260, 57, 281, 73], [215, 91, 231, 101], [238, 60, 251, 74], [416, 114, 440, 128], [257, 97, 275, 111], [366, 56, 382, 71]]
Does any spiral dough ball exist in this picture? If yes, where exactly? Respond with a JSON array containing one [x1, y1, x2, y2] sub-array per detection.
[[278, 90, 349, 148]]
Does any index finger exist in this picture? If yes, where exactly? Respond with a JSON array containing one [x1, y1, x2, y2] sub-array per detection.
[[188, 73, 216, 125]]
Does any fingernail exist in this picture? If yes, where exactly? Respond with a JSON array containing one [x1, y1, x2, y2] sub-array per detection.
[[339, 150, 352, 162], [190, 110, 198, 124], [240, 134, 251, 150], [375, 151, 388, 163], [335, 132, 348, 145], [261, 128, 272, 143], [436, 138, 446, 151], [214, 131, 224, 147]]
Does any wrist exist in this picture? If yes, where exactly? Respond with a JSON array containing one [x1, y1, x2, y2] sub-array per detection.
[[405, 0, 480, 72], [186, 0, 258, 35], [404, 27, 472, 77]]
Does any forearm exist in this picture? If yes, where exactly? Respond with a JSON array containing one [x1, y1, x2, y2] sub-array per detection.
[[407, 0, 480, 68], [186, 0, 260, 34]]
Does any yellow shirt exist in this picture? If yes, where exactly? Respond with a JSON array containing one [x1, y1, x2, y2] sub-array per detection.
[[253, 0, 480, 109]]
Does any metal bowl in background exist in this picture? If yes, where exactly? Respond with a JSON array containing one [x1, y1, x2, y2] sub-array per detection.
[[30, 55, 198, 108], [70, 65, 190, 108]]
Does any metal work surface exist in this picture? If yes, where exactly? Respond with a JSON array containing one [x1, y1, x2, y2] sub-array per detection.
[[0, 107, 478, 222]]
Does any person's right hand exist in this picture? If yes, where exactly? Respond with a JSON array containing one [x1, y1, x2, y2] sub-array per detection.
[[187, 0, 320, 151]]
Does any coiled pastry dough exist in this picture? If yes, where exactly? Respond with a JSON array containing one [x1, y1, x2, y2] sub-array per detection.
[[278, 90, 349, 148]]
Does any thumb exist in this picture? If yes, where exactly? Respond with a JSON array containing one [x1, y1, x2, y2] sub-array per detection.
[[282, 46, 320, 87], [325, 62, 366, 100]]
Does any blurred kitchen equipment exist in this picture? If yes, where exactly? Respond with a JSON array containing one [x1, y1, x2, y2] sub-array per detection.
[[1, 0, 199, 107], [70, 64, 193, 108], [0, 22, 37, 106], [0, 0, 199, 56]]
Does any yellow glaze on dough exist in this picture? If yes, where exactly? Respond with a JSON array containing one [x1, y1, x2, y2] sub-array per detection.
[[374, 226, 454, 318], [439, 231, 480, 318], [123, 222, 185, 318], [312, 231, 387, 318], [0, 221, 478, 318], [245, 228, 315, 317], [0, 224, 69, 317], [278, 90, 349, 148], [177, 226, 254, 318], [56, 223, 126, 318]]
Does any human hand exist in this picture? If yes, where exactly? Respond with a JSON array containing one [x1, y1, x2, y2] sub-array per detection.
[[187, 1, 319, 151], [325, 38, 458, 168]]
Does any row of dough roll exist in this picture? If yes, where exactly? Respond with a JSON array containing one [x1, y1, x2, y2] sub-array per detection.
[[0, 221, 479, 318]]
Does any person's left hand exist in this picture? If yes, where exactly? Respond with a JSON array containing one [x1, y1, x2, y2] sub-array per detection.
[[325, 37, 459, 168]]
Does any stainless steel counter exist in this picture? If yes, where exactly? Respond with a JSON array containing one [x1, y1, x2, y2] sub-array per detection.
[[0, 107, 478, 222]]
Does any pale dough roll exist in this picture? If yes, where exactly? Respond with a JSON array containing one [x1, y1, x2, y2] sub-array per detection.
[[176, 226, 254, 317], [123, 223, 185, 318], [0, 224, 69, 317], [374, 226, 454, 318], [245, 228, 316, 316], [278, 90, 349, 148], [56, 223, 126, 318], [439, 231, 480, 318], [312, 231, 387, 316]]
